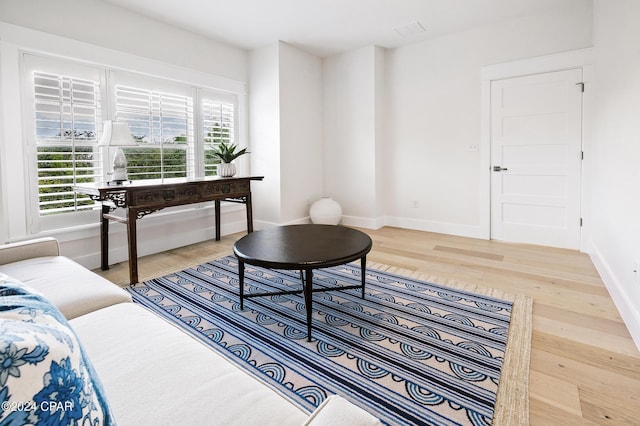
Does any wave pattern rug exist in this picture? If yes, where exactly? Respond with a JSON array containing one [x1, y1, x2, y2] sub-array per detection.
[[126, 256, 531, 426]]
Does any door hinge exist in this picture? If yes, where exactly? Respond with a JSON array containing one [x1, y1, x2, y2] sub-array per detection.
[[576, 82, 585, 92], [581, 151, 584, 160], [580, 218, 583, 227]]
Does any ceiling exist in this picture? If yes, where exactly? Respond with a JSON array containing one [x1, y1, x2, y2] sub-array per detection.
[[103, 0, 586, 57]]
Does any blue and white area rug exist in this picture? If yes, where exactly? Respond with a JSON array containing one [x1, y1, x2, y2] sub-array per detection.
[[126, 256, 531, 426]]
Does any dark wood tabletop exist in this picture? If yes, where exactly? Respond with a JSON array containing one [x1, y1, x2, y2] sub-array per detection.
[[233, 224, 372, 269]]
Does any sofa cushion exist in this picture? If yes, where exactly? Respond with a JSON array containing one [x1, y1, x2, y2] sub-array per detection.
[[70, 302, 309, 425], [304, 395, 382, 426], [0, 256, 131, 319], [0, 273, 115, 425]]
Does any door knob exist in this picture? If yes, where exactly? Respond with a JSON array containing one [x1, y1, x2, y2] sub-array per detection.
[[493, 166, 508, 172]]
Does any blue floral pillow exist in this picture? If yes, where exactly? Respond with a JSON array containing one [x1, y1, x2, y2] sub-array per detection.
[[0, 273, 115, 425]]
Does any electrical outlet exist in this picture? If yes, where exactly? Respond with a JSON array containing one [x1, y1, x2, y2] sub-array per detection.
[[468, 143, 479, 152], [412, 200, 419, 208]]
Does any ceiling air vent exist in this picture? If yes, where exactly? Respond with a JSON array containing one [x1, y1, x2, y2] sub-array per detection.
[[394, 21, 426, 38]]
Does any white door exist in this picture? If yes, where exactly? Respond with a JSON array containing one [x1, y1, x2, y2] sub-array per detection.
[[490, 69, 583, 249]]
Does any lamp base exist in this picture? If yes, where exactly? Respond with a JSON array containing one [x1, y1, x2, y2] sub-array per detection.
[[111, 166, 129, 182], [107, 179, 131, 186], [109, 148, 130, 185]]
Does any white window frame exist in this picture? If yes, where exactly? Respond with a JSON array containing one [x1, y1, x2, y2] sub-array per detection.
[[113, 79, 196, 181], [198, 88, 239, 177], [21, 53, 108, 232]]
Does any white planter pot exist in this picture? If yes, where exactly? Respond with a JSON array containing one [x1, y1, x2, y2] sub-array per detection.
[[309, 197, 342, 225], [217, 163, 236, 177]]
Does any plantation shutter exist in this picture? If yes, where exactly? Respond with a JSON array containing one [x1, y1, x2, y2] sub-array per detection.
[[115, 85, 194, 180], [202, 99, 235, 176], [32, 71, 102, 215]]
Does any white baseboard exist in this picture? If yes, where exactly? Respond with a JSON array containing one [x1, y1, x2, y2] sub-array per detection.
[[588, 239, 640, 351], [255, 215, 384, 230], [341, 215, 385, 230], [384, 216, 485, 239], [256, 215, 482, 238], [253, 217, 309, 230]]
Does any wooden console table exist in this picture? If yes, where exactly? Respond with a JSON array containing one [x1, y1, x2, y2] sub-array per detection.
[[75, 176, 263, 284]]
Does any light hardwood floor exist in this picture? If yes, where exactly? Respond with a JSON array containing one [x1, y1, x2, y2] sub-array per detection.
[[95, 226, 640, 425]]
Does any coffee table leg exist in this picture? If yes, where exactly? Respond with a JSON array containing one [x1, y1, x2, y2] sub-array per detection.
[[361, 256, 367, 299], [239, 260, 245, 310], [303, 268, 313, 342]]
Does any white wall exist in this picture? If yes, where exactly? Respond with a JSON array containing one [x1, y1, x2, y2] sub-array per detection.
[[0, 0, 246, 80], [589, 0, 640, 347], [0, 0, 250, 268], [0, 42, 7, 245], [373, 46, 385, 223], [323, 45, 384, 228], [278, 42, 324, 224], [381, 3, 593, 237], [249, 44, 282, 225], [250, 41, 323, 227]]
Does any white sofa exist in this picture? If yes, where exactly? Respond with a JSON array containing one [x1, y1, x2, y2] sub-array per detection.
[[0, 237, 381, 425]]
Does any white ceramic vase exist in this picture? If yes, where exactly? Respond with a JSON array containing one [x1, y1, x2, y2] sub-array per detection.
[[309, 197, 342, 225], [217, 162, 236, 177]]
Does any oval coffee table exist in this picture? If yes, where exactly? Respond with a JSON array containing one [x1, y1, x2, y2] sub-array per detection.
[[233, 224, 373, 341]]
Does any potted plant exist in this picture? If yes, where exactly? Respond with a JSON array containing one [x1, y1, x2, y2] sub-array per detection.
[[211, 141, 249, 177]]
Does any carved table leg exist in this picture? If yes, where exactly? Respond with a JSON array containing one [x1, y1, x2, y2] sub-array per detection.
[[100, 203, 110, 270], [246, 192, 254, 233], [127, 208, 139, 284], [215, 199, 221, 241]]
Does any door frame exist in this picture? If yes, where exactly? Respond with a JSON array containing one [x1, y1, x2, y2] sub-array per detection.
[[479, 48, 594, 252]]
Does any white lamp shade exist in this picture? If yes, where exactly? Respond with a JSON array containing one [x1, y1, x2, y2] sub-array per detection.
[[98, 121, 137, 147]]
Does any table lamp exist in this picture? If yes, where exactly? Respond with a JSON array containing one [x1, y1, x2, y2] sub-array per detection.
[[98, 120, 137, 184]]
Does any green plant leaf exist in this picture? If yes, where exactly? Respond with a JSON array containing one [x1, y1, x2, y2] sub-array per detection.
[[210, 141, 249, 163]]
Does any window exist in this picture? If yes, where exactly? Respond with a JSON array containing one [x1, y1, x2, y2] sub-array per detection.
[[31, 71, 103, 215], [115, 85, 194, 180], [202, 98, 235, 176], [21, 53, 244, 232]]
